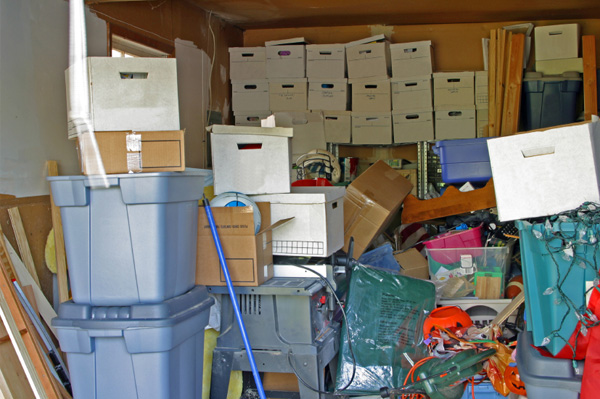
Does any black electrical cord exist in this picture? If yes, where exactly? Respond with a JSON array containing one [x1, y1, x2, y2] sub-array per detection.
[[286, 263, 357, 394]]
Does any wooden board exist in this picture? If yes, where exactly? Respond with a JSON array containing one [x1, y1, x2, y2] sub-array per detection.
[[500, 33, 525, 136], [495, 28, 507, 134], [488, 29, 497, 137], [492, 291, 525, 326], [7, 208, 41, 287], [0, 323, 35, 399], [46, 162, 69, 304], [475, 276, 502, 299], [583, 35, 598, 121]]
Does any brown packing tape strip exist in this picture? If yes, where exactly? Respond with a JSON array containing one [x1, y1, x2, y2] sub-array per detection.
[[126, 132, 142, 173]]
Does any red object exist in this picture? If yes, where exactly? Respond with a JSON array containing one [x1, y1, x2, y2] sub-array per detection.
[[291, 178, 333, 187], [423, 305, 473, 338], [319, 296, 327, 305], [581, 286, 600, 398]]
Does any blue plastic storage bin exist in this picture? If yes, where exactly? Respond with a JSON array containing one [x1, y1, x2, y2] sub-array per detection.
[[52, 285, 214, 399], [433, 138, 492, 184], [516, 331, 583, 399], [460, 381, 503, 399], [47, 169, 209, 306], [522, 72, 582, 130], [516, 219, 599, 356]]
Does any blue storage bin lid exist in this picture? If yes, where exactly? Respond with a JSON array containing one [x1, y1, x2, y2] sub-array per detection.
[[53, 285, 213, 330], [48, 168, 210, 206]]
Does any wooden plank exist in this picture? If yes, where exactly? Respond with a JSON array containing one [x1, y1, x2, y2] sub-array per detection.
[[7, 208, 41, 287], [46, 162, 69, 304], [488, 29, 497, 137], [0, 323, 35, 399], [583, 35, 598, 121], [475, 276, 502, 299], [501, 33, 525, 136], [495, 28, 507, 134], [492, 291, 525, 326]]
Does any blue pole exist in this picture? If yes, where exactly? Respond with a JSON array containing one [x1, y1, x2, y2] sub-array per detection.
[[203, 198, 267, 399]]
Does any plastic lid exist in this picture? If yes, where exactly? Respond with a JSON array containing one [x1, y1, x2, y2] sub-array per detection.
[[523, 71, 582, 81]]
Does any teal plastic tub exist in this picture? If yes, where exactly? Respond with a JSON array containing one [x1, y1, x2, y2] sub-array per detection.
[[52, 285, 213, 399], [48, 169, 209, 306], [516, 219, 599, 356]]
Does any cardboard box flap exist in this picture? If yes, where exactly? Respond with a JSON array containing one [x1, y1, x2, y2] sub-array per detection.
[[259, 217, 295, 234], [391, 40, 432, 50], [394, 248, 430, 280], [208, 124, 292, 137], [347, 161, 413, 211], [346, 34, 387, 47], [229, 47, 265, 55], [265, 37, 308, 46]]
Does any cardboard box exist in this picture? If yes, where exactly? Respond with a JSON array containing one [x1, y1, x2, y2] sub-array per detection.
[[77, 130, 185, 175], [209, 125, 293, 195], [350, 78, 391, 112], [232, 80, 269, 112], [343, 160, 413, 257], [433, 71, 475, 108], [274, 111, 326, 160], [351, 112, 392, 145], [251, 186, 345, 257], [487, 121, 600, 221], [308, 79, 349, 111], [435, 106, 476, 140], [535, 58, 584, 75], [323, 111, 351, 143], [390, 41, 433, 79], [266, 43, 306, 78], [394, 248, 430, 280], [392, 110, 434, 143], [306, 44, 346, 79], [534, 24, 580, 61], [269, 79, 308, 112], [345, 35, 391, 79], [391, 75, 433, 111], [65, 57, 179, 139], [475, 71, 488, 110], [395, 168, 418, 196], [229, 47, 267, 80], [196, 202, 290, 286], [234, 111, 271, 127], [477, 108, 489, 138]]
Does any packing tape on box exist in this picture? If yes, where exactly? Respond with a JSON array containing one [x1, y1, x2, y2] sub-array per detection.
[[210, 192, 262, 234], [126, 132, 142, 173]]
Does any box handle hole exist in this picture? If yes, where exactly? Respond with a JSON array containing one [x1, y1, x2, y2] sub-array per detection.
[[319, 51, 332, 55], [244, 85, 258, 90], [321, 84, 334, 89], [237, 143, 263, 150], [282, 84, 295, 88], [405, 82, 418, 87], [325, 116, 339, 121], [332, 201, 338, 209], [365, 84, 378, 89], [403, 47, 417, 53], [120, 72, 149, 79], [521, 146, 555, 158], [241, 53, 255, 57], [447, 78, 460, 83], [278, 50, 291, 56], [549, 31, 564, 36], [405, 114, 420, 120], [359, 49, 372, 54], [448, 111, 462, 117]]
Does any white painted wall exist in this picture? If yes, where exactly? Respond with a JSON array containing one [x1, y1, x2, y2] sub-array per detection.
[[0, 0, 106, 197]]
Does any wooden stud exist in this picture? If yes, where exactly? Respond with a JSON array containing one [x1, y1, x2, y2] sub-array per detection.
[[0, 323, 35, 399], [495, 29, 507, 134], [492, 291, 525, 326], [488, 29, 497, 137], [46, 162, 69, 304], [501, 33, 525, 136], [7, 208, 40, 287], [583, 35, 598, 121]]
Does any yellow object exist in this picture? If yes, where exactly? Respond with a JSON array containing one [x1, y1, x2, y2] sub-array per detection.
[[44, 228, 57, 274], [203, 328, 242, 399]]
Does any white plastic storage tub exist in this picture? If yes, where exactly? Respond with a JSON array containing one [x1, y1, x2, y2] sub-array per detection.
[[52, 285, 213, 399], [47, 169, 209, 306]]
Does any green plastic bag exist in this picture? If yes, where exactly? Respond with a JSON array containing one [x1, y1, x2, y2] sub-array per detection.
[[335, 264, 436, 394]]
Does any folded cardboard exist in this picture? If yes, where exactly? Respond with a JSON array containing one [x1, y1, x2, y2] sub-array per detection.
[[433, 71, 475, 107], [435, 106, 476, 140], [209, 125, 293, 195], [390, 41, 433, 79], [266, 44, 306, 78], [475, 71, 489, 110], [77, 130, 185, 175], [394, 248, 430, 280], [391, 76, 433, 111], [343, 160, 413, 257], [534, 24, 580, 61], [323, 111, 352, 143], [65, 57, 180, 139], [269, 78, 308, 112], [229, 47, 267, 80], [306, 44, 346, 78], [231, 80, 269, 112], [273, 111, 326, 160], [345, 35, 391, 79], [350, 77, 391, 112], [477, 108, 489, 138], [535, 58, 584, 75], [308, 79, 349, 111], [250, 186, 345, 257], [487, 121, 600, 221], [392, 110, 434, 143], [234, 111, 271, 127], [351, 112, 392, 145], [196, 202, 291, 286]]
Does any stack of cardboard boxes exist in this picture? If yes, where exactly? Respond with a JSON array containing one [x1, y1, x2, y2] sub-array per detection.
[[433, 71, 477, 140]]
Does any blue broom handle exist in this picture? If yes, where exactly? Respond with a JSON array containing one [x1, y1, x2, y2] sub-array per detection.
[[203, 198, 266, 399]]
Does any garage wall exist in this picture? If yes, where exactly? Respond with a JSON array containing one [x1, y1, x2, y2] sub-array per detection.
[[0, 0, 106, 197]]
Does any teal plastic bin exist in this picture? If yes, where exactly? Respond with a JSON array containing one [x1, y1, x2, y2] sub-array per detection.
[[47, 169, 209, 306], [52, 285, 214, 399], [516, 220, 599, 356]]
